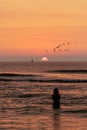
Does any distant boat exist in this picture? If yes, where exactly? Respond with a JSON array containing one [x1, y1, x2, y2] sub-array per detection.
[[31, 59, 34, 63]]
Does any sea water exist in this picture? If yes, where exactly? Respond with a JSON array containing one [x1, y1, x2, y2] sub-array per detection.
[[0, 61, 87, 130]]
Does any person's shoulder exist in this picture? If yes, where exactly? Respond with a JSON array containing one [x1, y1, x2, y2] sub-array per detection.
[[52, 94, 55, 99]]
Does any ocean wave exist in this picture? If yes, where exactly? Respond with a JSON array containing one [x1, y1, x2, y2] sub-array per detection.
[[46, 69, 87, 74], [17, 93, 45, 98], [0, 73, 39, 77], [65, 109, 87, 114], [0, 78, 87, 83], [0, 93, 45, 98]]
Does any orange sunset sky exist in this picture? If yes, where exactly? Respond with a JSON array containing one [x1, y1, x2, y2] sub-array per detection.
[[0, 0, 87, 61]]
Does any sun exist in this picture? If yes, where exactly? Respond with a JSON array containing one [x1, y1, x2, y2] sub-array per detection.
[[41, 57, 48, 62]]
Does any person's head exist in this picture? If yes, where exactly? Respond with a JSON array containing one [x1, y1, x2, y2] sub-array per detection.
[[53, 88, 59, 95]]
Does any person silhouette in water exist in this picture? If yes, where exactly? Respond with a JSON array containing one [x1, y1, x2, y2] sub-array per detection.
[[52, 88, 61, 109]]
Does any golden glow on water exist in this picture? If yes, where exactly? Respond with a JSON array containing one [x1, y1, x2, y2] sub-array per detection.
[[0, 115, 87, 130]]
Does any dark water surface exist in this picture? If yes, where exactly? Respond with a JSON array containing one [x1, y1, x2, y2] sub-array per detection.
[[0, 62, 87, 130]]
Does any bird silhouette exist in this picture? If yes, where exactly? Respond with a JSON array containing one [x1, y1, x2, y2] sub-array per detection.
[[53, 48, 56, 52], [46, 50, 48, 53]]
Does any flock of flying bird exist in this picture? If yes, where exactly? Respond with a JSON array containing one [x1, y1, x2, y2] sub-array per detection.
[[45, 42, 71, 53]]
